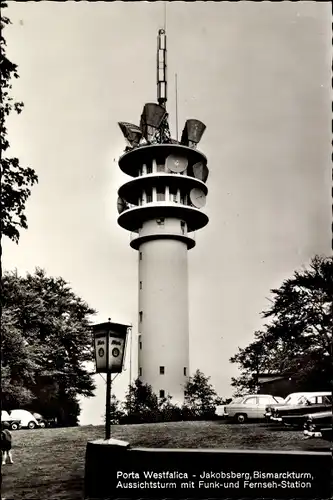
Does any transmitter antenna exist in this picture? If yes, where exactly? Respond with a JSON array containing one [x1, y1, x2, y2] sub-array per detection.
[[157, 28, 167, 108], [175, 73, 179, 142]]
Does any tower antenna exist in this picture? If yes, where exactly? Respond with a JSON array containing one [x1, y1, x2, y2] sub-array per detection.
[[163, 1, 167, 31], [175, 73, 179, 142], [157, 28, 167, 108]]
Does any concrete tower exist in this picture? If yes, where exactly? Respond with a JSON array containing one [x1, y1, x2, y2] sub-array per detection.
[[117, 29, 209, 405]]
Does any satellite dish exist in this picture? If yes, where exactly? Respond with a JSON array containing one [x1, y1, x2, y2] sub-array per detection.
[[117, 196, 128, 214], [189, 188, 206, 209], [181, 119, 206, 148], [192, 162, 209, 183], [166, 154, 188, 173]]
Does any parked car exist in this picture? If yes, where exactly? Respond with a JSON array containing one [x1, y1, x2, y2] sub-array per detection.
[[216, 394, 284, 423], [303, 410, 332, 440], [32, 412, 57, 428], [1, 410, 21, 431], [320, 426, 333, 443], [280, 395, 332, 428], [9, 409, 40, 429], [265, 392, 331, 422]]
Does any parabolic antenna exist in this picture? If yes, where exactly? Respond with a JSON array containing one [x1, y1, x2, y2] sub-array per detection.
[[117, 196, 128, 214], [192, 161, 209, 183], [189, 188, 206, 209], [165, 154, 188, 173]]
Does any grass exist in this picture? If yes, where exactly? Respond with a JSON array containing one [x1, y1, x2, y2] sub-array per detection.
[[1, 421, 329, 500]]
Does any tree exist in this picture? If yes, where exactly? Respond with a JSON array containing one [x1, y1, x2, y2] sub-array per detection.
[[108, 394, 125, 424], [157, 394, 183, 422], [1, 268, 97, 425], [183, 369, 221, 418], [1, 308, 38, 408], [1, 1, 38, 243], [122, 378, 159, 423], [230, 255, 333, 394]]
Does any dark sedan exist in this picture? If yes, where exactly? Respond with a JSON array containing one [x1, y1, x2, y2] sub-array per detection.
[[32, 412, 58, 428], [280, 396, 332, 428], [320, 426, 332, 442], [266, 393, 331, 423], [303, 410, 332, 439]]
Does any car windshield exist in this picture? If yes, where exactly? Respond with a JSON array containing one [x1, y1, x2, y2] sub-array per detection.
[[284, 395, 301, 404], [297, 396, 311, 405], [229, 397, 243, 405]]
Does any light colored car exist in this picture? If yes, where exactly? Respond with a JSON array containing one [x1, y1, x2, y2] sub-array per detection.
[[1, 410, 21, 431], [9, 409, 40, 429], [216, 394, 284, 423]]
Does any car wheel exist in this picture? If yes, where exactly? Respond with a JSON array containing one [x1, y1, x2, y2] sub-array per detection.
[[10, 422, 19, 431], [39, 421, 46, 428], [236, 414, 247, 424], [27, 421, 36, 429]]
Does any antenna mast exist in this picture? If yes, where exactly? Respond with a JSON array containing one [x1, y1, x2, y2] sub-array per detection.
[[157, 28, 167, 108], [175, 73, 179, 142]]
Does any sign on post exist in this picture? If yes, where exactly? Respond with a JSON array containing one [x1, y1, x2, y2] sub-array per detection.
[[93, 322, 129, 374]]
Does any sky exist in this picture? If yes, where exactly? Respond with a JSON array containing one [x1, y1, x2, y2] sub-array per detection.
[[3, 1, 331, 425]]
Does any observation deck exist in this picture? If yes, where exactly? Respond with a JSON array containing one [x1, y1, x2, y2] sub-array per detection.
[[117, 143, 209, 250]]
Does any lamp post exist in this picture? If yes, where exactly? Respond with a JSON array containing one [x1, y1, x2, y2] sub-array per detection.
[[92, 320, 129, 440]]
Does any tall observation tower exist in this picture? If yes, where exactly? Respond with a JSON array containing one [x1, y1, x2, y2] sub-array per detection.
[[117, 29, 209, 405]]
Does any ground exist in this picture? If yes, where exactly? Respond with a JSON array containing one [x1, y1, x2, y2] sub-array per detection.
[[1, 420, 329, 500]]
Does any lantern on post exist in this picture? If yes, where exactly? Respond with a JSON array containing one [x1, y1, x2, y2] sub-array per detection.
[[92, 320, 130, 439]]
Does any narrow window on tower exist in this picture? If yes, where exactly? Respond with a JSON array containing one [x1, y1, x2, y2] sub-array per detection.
[[139, 311, 143, 322], [146, 187, 152, 203], [180, 221, 186, 235], [169, 186, 177, 202], [139, 281, 142, 290], [180, 192, 186, 205], [146, 162, 153, 174], [139, 367, 142, 376], [139, 340, 142, 350], [139, 252, 142, 261], [156, 186, 165, 201], [184, 367, 187, 376], [159, 366, 165, 375], [159, 389, 165, 398]]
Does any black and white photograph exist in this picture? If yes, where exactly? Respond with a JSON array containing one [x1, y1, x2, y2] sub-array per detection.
[[1, 1, 332, 499]]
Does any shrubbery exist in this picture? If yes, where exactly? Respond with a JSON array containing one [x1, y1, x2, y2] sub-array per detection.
[[110, 370, 225, 424]]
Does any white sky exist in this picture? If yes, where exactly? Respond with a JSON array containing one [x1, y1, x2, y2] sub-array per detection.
[[3, 2, 331, 425]]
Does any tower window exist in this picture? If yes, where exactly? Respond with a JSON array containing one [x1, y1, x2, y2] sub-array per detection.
[[139, 252, 142, 260], [146, 187, 152, 203], [180, 193, 187, 205], [139, 281, 142, 289], [139, 311, 143, 322], [146, 163, 152, 174], [159, 389, 165, 398], [169, 186, 177, 202], [180, 221, 186, 234], [159, 366, 165, 375], [156, 187, 165, 201], [184, 367, 187, 376], [139, 367, 142, 376], [139, 340, 142, 350]]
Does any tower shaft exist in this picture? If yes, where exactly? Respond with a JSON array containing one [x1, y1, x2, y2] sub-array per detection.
[[138, 228, 189, 404]]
